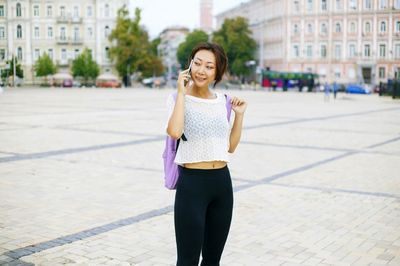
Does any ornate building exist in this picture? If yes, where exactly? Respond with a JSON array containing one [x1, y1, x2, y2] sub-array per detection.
[[0, 0, 128, 84], [216, 0, 400, 84]]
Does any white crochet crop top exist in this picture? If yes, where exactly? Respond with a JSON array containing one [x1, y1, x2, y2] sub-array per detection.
[[166, 92, 231, 165]]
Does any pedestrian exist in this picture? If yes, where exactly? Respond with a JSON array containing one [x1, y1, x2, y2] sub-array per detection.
[[166, 42, 247, 266], [333, 81, 338, 99], [324, 82, 330, 102]]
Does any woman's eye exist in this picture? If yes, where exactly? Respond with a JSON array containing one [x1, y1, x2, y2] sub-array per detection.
[[207, 66, 214, 70], [194, 62, 200, 66]]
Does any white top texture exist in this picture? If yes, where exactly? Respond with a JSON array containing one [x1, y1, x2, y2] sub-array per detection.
[[166, 92, 231, 165]]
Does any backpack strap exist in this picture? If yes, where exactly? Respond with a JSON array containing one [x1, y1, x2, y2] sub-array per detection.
[[225, 94, 232, 122], [172, 92, 186, 142]]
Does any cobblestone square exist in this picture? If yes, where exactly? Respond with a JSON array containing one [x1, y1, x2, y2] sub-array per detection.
[[0, 87, 399, 266]]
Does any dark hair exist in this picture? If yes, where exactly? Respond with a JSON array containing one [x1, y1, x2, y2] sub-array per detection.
[[188, 42, 228, 87]]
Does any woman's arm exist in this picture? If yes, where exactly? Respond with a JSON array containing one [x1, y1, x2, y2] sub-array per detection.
[[166, 92, 185, 139], [228, 97, 247, 153], [166, 68, 191, 139]]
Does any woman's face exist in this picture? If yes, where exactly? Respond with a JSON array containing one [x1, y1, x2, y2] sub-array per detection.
[[191, 50, 217, 88]]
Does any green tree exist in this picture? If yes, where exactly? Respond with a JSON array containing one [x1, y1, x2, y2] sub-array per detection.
[[34, 53, 57, 85], [212, 17, 257, 78], [1, 56, 24, 81], [150, 37, 161, 56], [108, 6, 163, 83], [177, 30, 209, 69], [71, 48, 99, 85]]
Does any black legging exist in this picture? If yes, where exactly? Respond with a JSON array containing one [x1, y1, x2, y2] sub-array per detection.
[[174, 166, 234, 266]]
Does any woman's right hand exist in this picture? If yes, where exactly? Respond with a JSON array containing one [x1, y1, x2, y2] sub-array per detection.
[[177, 68, 191, 95]]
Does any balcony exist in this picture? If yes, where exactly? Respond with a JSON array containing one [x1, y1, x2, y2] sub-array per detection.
[[56, 36, 68, 44], [71, 16, 82, 23], [70, 37, 83, 44], [56, 15, 69, 23]]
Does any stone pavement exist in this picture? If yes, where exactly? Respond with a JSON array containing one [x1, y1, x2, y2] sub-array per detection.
[[0, 87, 399, 266]]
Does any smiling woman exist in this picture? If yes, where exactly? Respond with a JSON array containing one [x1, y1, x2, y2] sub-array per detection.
[[165, 42, 247, 266]]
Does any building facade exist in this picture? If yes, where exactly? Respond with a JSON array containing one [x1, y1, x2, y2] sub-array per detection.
[[158, 26, 189, 85], [0, 0, 128, 85], [216, 0, 400, 85]]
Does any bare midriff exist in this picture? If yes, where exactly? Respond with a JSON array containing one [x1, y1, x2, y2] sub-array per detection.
[[183, 161, 227, 169]]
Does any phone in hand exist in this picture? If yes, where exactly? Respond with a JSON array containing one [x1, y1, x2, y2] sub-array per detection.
[[185, 59, 194, 86]]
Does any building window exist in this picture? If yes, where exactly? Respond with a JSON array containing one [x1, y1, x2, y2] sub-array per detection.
[[395, 44, 400, 58], [334, 44, 341, 59], [396, 0, 400, 9], [105, 4, 110, 17], [293, 0, 300, 12], [334, 69, 341, 78], [365, 21, 371, 33], [335, 22, 341, 33], [364, 0, 372, 9], [16, 3, 22, 17], [60, 6, 65, 17], [0, 26, 5, 39], [379, 0, 387, 9], [396, 21, 400, 32], [379, 44, 386, 58], [379, 67, 385, 78], [321, 0, 327, 11], [48, 49, 53, 60], [307, 0, 313, 11], [364, 44, 371, 57], [105, 26, 110, 37], [306, 45, 313, 58], [0, 49, 5, 61], [17, 25, 22, 38], [336, 0, 341, 10], [0, 5, 5, 16], [307, 23, 313, 34], [60, 27, 66, 40], [74, 27, 79, 40], [34, 49, 40, 61], [350, 22, 356, 33], [88, 27, 93, 37], [349, 0, 357, 10], [321, 44, 327, 58], [87, 6, 92, 17], [74, 49, 80, 59], [48, 27, 53, 38], [105, 47, 110, 59], [61, 48, 67, 60], [17, 47, 22, 60], [73, 6, 79, 17], [293, 45, 300, 58], [33, 5, 39, 16], [349, 44, 356, 57], [293, 24, 299, 35], [34, 26, 39, 39], [380, 21, 386, 32], [321, 23, 328, 35], [47, 6, 52, 17]]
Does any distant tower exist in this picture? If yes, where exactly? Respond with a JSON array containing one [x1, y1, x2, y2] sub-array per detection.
[[200, 0, 213, 33]]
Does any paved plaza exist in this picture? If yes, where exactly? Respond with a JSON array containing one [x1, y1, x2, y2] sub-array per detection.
[[0, 87, 399, 266]]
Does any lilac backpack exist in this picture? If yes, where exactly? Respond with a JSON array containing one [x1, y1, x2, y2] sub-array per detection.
[[162, 92, 233, 190]]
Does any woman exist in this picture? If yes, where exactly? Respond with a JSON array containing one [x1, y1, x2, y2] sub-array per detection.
[[166, 42, 247, 266]]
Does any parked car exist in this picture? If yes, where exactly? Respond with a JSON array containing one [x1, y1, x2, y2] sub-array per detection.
[[142, 76, 166, 88], [96, 73, 122, 88], [62, 79, 73, 87], [345, 84, 371, 94]]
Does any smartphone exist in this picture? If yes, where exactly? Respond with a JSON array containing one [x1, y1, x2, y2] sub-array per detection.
[[185, 59, 194, 86]]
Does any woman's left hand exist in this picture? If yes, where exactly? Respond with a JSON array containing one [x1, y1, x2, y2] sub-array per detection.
[[231, 97, 247, 115]]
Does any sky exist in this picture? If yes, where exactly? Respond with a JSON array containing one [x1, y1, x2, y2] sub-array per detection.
[[128, 0, 250, 39]]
